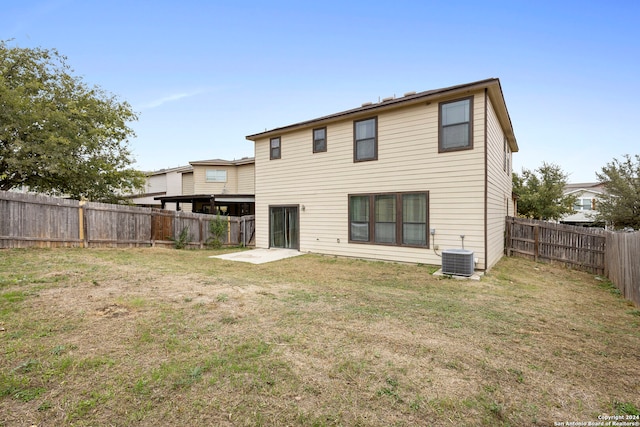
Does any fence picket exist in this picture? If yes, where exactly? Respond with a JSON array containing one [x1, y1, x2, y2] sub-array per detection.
[[505, 216, 639, 307], [0, 191, 254, 249]]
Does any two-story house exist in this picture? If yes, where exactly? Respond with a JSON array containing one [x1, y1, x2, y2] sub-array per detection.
[[246, 78, 518, 271], [130, 158, 255, 216], [127, 165, 192, 210], [560, 182, 606, 227]]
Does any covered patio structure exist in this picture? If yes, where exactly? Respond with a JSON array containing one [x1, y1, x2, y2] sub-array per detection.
[[154, 194, 255, 216]]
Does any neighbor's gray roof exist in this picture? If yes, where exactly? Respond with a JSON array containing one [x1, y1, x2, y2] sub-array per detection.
[[189, 157, 255, 166]]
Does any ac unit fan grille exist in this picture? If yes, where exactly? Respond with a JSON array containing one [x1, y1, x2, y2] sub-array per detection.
[[441, 249, 474, 276]]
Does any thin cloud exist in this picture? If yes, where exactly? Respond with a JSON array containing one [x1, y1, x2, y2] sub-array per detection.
[[139, 89, 210, 110]]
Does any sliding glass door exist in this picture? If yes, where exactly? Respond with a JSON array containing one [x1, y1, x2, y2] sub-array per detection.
[[269, 206, 299, 249]]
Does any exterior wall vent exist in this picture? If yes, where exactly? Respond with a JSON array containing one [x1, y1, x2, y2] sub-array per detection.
[[441, 249, 474, 276]]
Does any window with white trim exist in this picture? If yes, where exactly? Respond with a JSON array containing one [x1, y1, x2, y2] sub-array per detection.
[[206, 169, 227, 182]]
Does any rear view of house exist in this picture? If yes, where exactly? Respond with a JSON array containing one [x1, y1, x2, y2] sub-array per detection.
[[246, 78, 518, 271]]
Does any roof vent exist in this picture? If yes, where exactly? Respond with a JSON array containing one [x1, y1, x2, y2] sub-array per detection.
[[381, 96, 395, 102], [361, 102, 373, 107], [403, 91, 417, 97]]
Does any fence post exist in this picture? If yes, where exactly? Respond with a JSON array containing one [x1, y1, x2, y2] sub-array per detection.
[[199, 217, 204, 249], [505, 217, 511, 256], [78, 201, 85, 248], [533, 224, 539, 262], [242, 216, 246, 247]]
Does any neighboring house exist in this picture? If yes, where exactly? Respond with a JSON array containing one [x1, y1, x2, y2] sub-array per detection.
[[246, 78, 518, 271], [154, 157, 255, 216], [560, 182, 606, 227], [127, 165, 193, 210]]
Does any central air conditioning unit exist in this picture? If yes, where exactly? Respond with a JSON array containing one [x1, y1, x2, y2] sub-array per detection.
[[441, 249, 474, 276]]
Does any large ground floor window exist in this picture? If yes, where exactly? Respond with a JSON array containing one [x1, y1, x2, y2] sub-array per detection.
[[348, 192, 429, 247]]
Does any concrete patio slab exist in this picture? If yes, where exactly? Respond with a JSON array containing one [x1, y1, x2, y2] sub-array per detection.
[[210, 248, 303, 264]]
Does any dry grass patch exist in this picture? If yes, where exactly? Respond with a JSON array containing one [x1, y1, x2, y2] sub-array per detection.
[[0, 248, 639, 426]]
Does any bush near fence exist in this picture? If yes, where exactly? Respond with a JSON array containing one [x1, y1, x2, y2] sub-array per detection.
[[506, 216, 639, 307], [0, 191, 254, 249]]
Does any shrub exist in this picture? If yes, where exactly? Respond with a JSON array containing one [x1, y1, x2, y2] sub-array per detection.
[[208, 215, 228, 249]]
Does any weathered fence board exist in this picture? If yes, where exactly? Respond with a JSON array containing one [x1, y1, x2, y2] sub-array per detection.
[[506, 216, 639, 307], [0, 192, 81, 248], [84, 202, 153, 248], [0, 191, 255, 249], [605, 231, 640, 307], [506, 217, 606, 274]]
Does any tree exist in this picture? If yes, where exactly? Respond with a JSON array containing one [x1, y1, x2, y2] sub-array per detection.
[[595, 154, 640, 230], [512, 162, 577, 221], [0, 41, 145, 202]]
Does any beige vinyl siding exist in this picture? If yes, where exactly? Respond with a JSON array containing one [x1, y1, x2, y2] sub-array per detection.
[[182, 172, 194, 195], [485, 95, 512, 270], [192, 166, 237, 194], [237, 164, 255, 193], [180, 172, 194, 212], [255, 90, 489, 266]]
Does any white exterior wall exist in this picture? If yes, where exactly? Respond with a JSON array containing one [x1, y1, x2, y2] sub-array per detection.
[[165, 170, 183, 196], [255, 90, 494, 268], [145, 174, 167, 194]]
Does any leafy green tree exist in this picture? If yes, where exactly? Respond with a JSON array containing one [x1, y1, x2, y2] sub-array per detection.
[[513, 162, 577, 221], [595, 154, 640, 230], [0, 41, 145, 202]]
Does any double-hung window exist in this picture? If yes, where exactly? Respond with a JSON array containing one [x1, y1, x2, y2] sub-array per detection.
[[349, 196, 370, 242], [313, 127, 327, 153], [439, 97, 473, 152], [270, 137, 281, 160], [205, 169, 227, 182], [574, 198, 594, 211], [375, 195, 396, 244], [402, 193, 428, 246], [354, 117, 377, 162], [349, 192, 428, 247]]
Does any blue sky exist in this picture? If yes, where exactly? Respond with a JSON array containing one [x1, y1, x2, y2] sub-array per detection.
[[4, 0, 639, 182]]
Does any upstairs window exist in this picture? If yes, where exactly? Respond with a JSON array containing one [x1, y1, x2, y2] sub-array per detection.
[[313, 127, 327, 153], [439, 97, 473, 152], [205, 169, 227, 182], [270, 137, 281, 160], [354, 117, 377, 162], [574, 198, 594, 211], [504, 136, 511, 174]]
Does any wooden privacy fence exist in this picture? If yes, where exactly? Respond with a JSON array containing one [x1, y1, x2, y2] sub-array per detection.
[[505, 217, 606, 274], [0, 191, 255, 249], [506, 216, 640, 307], [605, 231, 640, 307]]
